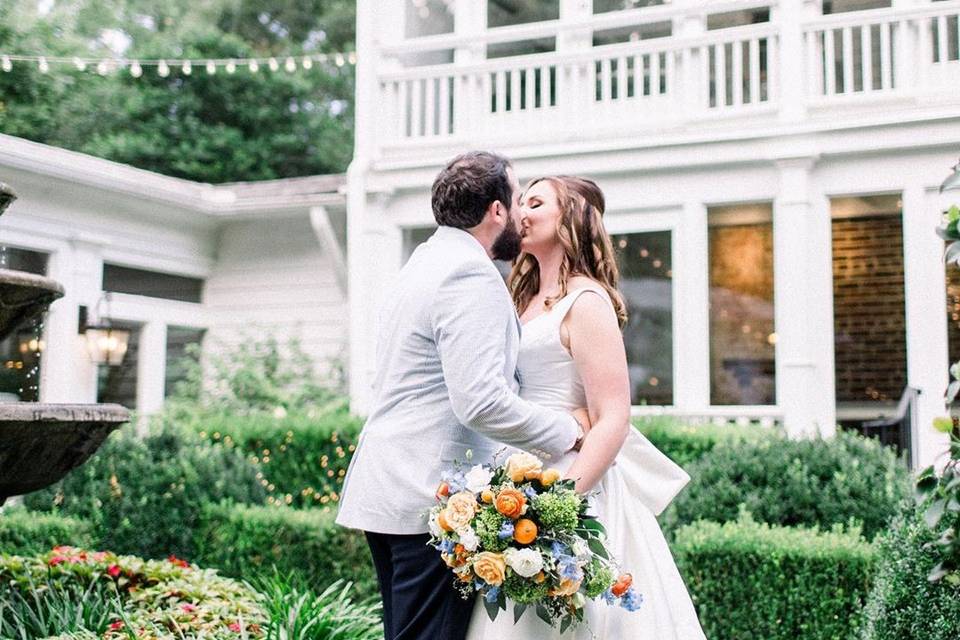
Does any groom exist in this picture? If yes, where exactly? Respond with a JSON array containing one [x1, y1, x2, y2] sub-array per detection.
[[337, 151, 588, 640]]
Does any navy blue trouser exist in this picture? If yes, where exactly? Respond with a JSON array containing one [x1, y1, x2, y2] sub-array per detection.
[[365, 531, 476, 640]]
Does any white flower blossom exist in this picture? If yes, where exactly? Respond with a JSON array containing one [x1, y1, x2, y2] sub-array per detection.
[[504, 547, 544, 578], [428, 511, 444, 538], [458, 526, 480, 552], [464, 464, 494, 493]]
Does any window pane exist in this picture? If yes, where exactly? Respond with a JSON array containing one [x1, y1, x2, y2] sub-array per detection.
[[709, 204, 776, 405], [831, 195, 905, 408], [102, 264, 204, 303], [613, 231, 673, 405], [402, 226, 436, 264], [405, 0, 454, 38], [488, 0, 559, 28], [593, 0, 665, 13], [97, 322, 141, 410], [165, 326, 205, 398], [0, 248, 48, 401]]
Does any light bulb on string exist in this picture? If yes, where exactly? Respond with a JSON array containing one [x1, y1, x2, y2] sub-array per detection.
[[225, 59, 236, 74], [334, 53, 345, 67], [129, 60, 143, 77], [301, 56, 313, 70], [284, 56, 296, 72], [97, 60, 109, 75], [206, 60, 216, 75], [268, 57, 279, 72], [1, 56, 11, 72], [248, 59, 259, 73], [73, 56, 87, 71], [182, 60, 192, 75], [348, 52, 357, 65], [158, 60, 170, 77], [38, 57, 49, 73]]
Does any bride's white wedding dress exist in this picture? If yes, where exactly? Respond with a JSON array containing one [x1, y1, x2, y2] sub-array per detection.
[[466, 286, 707, 640]]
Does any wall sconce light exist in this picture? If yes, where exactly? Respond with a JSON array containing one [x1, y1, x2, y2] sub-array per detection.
[[78, 295, 130, 366]]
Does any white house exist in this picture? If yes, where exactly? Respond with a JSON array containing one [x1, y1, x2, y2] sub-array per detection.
[[0, 134, 348, 416], [349, 0, 960, 468]]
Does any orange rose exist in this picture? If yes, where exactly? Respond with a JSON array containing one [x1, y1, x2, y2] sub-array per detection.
[[504, 452, 543, 483], [495, 487, 527, 519], [444, 491, 479, 530], [472, 552, 507, 586], [549, 577, 582, 596]]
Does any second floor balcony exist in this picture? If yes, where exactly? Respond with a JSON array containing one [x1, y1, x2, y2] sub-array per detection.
[[368, 0, 960, 161]]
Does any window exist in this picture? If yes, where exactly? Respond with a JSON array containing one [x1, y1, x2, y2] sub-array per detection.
[[488, 0, 559, 28], [402, 226, 437, 264], [96, 322, 141, 409], [831, 194, 906, 409], [708, 204, 776, 406], [165, 326, 205, 397], [594, 0, 666, 13], [405, 0, 454, 38], [0, 247, 49, 401], [102, 264, 204, 303], [613, 231, 673, 405]]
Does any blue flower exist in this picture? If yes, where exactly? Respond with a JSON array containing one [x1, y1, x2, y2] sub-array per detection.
[[551, 541, 569, 559], [560, 560, 583, 582], [498, 522, 515, 540], [601, 589, 616, 605], [484, 586, 501, 603], [524, 486, 538, 500], [442, 470, 467, 494], [620, 587, 643, 612], [439, 539, 456, 554]]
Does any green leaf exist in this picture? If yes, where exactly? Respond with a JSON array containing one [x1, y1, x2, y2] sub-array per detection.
[[560, 615, 572, 634], [588, 537, 610, 560], [949, 204, 960, 222], [947, 242, 960, 266], [925, 499, 946, 529], [513, 602, 527, 623], [536, 603, 553, 626], [947, 381, 960, 405], [483, 595, 500, 622]]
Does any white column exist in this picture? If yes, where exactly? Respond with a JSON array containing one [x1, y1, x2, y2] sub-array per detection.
[[674, 200, 711, 411], [773, 157, 835, 437], [453, 0, 486, 64], [672, 4, 707, 118], [135, 321, 167, 432], [773, 0, 818, 122], [40, 246, 83, 403], [904, 184, 950, 470]]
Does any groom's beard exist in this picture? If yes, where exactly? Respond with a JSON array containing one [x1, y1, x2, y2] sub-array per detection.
[[491, 218, 522, 261]]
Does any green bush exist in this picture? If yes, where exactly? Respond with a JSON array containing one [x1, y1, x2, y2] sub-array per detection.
[[0, 508, 94, 555], [195, 502, 377, 596], [674, 512, 877, 640], [662, 430, 911, 540], [186, 406, 363, 509], [633, 416, 777, 467], [22, 421, 266, 560], [859, 505, 960, 640]]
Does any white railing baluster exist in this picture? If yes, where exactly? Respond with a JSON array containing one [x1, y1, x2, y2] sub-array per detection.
[[495, 70, 507, 113], [805, 30, 821, 97], [716, 42, 727, 107], [511, 67, 522, 113], [425, 76, 436, 136], [732, 39, 744, 106], [524, 67, 535, 112], [767, 34, 777, 102], [842, 26, 854, 93], [937, 15, 949, 63], [398, 80, 410, 138], [749, 38, 761, 104], [540, 64, 552, 108], [699, 45, 709, 108], [439, 75, 451, 136], [481, 71, 493, 136], [825, 28, 837, 95], [617, 55, 628, 101], [665, 49, 675, 98], [880, 21, 892, 90], [861, 23, 873, 92]]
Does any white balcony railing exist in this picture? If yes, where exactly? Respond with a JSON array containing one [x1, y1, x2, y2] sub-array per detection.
[[373, 1, 960, 154]]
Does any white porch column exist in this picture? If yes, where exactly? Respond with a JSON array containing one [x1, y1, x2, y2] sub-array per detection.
[[903, 184, 950, 470], [773, 0, 819, 122], [135, 321, 167, 432], [453, 0, 486, 64], [674, 200, 711, 411], [773, 157, 835, 437]]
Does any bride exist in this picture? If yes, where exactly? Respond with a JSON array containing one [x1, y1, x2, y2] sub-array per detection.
[[466, 176, 706, 639]]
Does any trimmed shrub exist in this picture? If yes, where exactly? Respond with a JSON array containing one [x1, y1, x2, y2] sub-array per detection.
[[633, 416, 777, 467], [859, 505, 960, 640], [662, 430, 912, 540], [195, 502, 377, 596], [22, 421, 266, 560], [674, 513, 877, 640], [0, 508, 94, 555], [187, 405, 363, 509]]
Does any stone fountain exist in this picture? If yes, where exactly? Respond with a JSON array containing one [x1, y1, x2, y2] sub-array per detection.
[[0, 182, 129, 506]]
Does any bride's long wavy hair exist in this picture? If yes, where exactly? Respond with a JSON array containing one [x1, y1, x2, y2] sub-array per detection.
[[508, 176, 628, 329]]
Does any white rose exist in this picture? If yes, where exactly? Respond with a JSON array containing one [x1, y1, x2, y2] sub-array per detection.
[[458, 526, 479, 552], [504, 547, 544, 578], [464, 465, 494, 493], [571, 539, 589, 557], [428, 511, 444, 538]]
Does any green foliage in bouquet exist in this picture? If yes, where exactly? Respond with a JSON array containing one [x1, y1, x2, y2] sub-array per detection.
[[633, 416, 778, 467], [859, 503, 960, 640], [674, 511, 877, 640], [0, 508, 94, 555], [663, 430, 911, 541], [22, 421, 265, 560], [194, 502, 377, 595]]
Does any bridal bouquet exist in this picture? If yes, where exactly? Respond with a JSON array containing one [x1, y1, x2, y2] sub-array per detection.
[[427, 451, 641, 631]]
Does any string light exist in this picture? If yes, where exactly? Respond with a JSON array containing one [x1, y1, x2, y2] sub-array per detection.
[[0, 51, 358, 76]]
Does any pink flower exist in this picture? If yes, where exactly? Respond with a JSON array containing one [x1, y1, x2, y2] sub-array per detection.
[[47, 556, 65, 566], [228, 622, 242, 632], [108, 621, 124, 631], [52, 545, 72, 553], [93, 551, 108, 562], [180, 603, 197, 613], [107, 564, 121, 578]]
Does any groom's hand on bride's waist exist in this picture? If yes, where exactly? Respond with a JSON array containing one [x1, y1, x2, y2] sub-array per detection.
[[571, 408, 592, 451]]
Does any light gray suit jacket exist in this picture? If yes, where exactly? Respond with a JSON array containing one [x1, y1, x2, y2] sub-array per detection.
[[336, 225, 579, 534]]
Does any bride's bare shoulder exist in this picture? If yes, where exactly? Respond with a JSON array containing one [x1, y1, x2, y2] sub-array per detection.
[[567, 276, 612, 302]]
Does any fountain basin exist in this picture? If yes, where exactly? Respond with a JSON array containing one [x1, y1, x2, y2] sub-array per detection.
[[0, 269, 65, 342], [0, 403, 129, 504]]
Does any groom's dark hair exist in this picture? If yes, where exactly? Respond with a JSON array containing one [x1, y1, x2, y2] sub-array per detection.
[[431, 151, 513, 229]]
